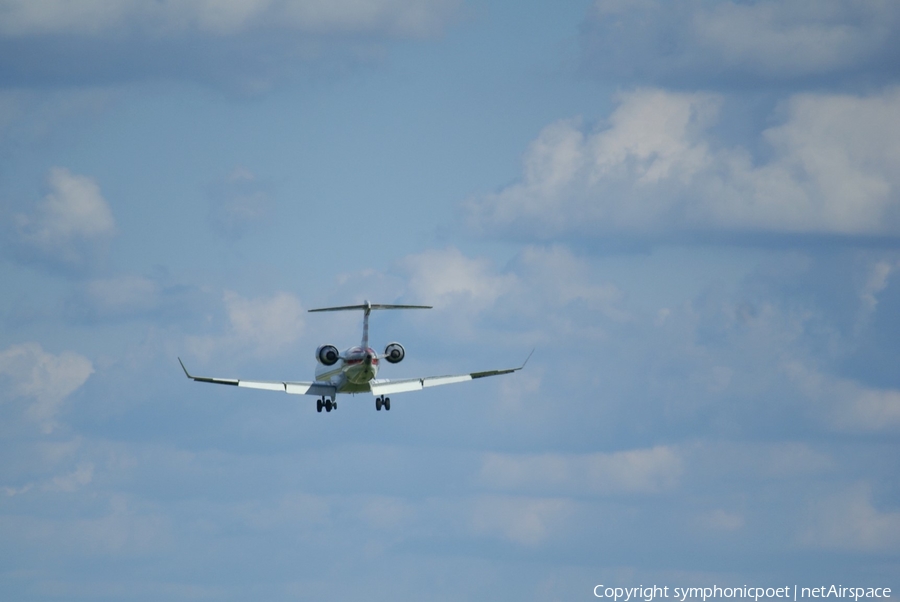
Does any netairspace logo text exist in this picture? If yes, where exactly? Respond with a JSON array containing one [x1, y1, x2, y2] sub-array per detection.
[[593, 586, 893, 602]]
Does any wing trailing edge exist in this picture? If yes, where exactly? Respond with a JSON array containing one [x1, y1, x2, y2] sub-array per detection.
[[178, 358, 335, 397]]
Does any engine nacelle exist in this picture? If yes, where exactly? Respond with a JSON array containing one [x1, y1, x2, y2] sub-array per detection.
[[316, 344, 340, 366], [383, 342, 405, 364]]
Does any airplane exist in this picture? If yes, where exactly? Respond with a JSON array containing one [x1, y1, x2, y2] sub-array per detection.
[[179, 301, 531, 413]]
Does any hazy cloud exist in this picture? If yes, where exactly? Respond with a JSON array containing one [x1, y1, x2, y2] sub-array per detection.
[[799, 483, 900, 551], [786, 360, 900, 432], [0, 342, 93, 432], [0, 0, 461, 90], [480, 446, 683, 495], [207, 167, 273, 240], [0, 0, 460, 37], [470, 495, 573, 546], [82, 275, 161, 315], [582, 0, 900, 88]]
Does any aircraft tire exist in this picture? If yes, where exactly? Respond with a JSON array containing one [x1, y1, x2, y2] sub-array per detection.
[[325, 400, 333, 412], [376, 397, 382, 411], [317, 399, 323, 412], [385, 398, 391, 411]]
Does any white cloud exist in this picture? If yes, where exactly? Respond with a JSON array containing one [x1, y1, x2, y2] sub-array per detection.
[[465, 87, 900, 241], [0, 0, 459, 38], [225, 291, 305, 350], [399, 245, 624, 314], [186, 291, 305, 358], [480, 445, 682, 495], [400, 246, 518, 311], [583, 0, 900, 85], [0, 342, 93, 432], [15, 167, 116, 269], [799, 483, 900, 552]]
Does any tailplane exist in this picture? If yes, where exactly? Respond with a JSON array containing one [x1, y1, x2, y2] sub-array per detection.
[[308, 301, 431, 348]]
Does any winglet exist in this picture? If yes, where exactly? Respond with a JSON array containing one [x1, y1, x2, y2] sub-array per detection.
[[520, 348, 535, 370], [178, 357, 194, 380]]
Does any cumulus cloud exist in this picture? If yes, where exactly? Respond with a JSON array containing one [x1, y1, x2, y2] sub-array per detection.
[[464, 87, 900, 242], [0, 342, 93, 432], [582, 0, 900, 87], [13, 167, 116, 270]]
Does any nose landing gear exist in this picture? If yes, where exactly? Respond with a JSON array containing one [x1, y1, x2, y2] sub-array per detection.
[[375, 396, 391, 411]]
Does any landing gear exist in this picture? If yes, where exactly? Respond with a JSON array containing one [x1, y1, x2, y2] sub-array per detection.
[[317, 399, 323, 412], [375, 396, 391, 411], [317, 397, 336, 413]]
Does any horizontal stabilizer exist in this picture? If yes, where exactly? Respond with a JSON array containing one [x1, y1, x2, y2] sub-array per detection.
[[308, 301, 431, 313]]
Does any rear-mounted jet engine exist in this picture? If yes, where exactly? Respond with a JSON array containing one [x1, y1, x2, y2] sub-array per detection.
[[316, 344, 340, 366], [384, 342, 405, 364]]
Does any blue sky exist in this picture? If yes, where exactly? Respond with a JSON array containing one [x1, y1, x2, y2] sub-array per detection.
[[1, 1, 899, 600]]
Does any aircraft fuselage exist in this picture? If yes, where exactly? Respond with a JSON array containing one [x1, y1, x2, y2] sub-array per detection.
[[315, 346, 380, 393]]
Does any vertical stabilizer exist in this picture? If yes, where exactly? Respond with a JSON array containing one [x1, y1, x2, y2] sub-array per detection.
[[362, 301, 371, 348]]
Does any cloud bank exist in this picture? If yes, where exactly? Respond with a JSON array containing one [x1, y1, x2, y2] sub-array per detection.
[[0, 0, 461, 90], [582, 0, 900, 87]]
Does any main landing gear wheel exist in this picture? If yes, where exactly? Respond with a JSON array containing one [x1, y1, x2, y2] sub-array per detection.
[[317, 399, 323, 413], [376, 397, 383, 411], [384, 397, 390, 411], [375, 396, 391, 411], [325, 399, 334, 412]]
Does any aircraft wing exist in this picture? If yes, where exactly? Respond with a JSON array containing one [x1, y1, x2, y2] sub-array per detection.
[[368, 351, 533, 396], [178, 358, 336, 397]]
